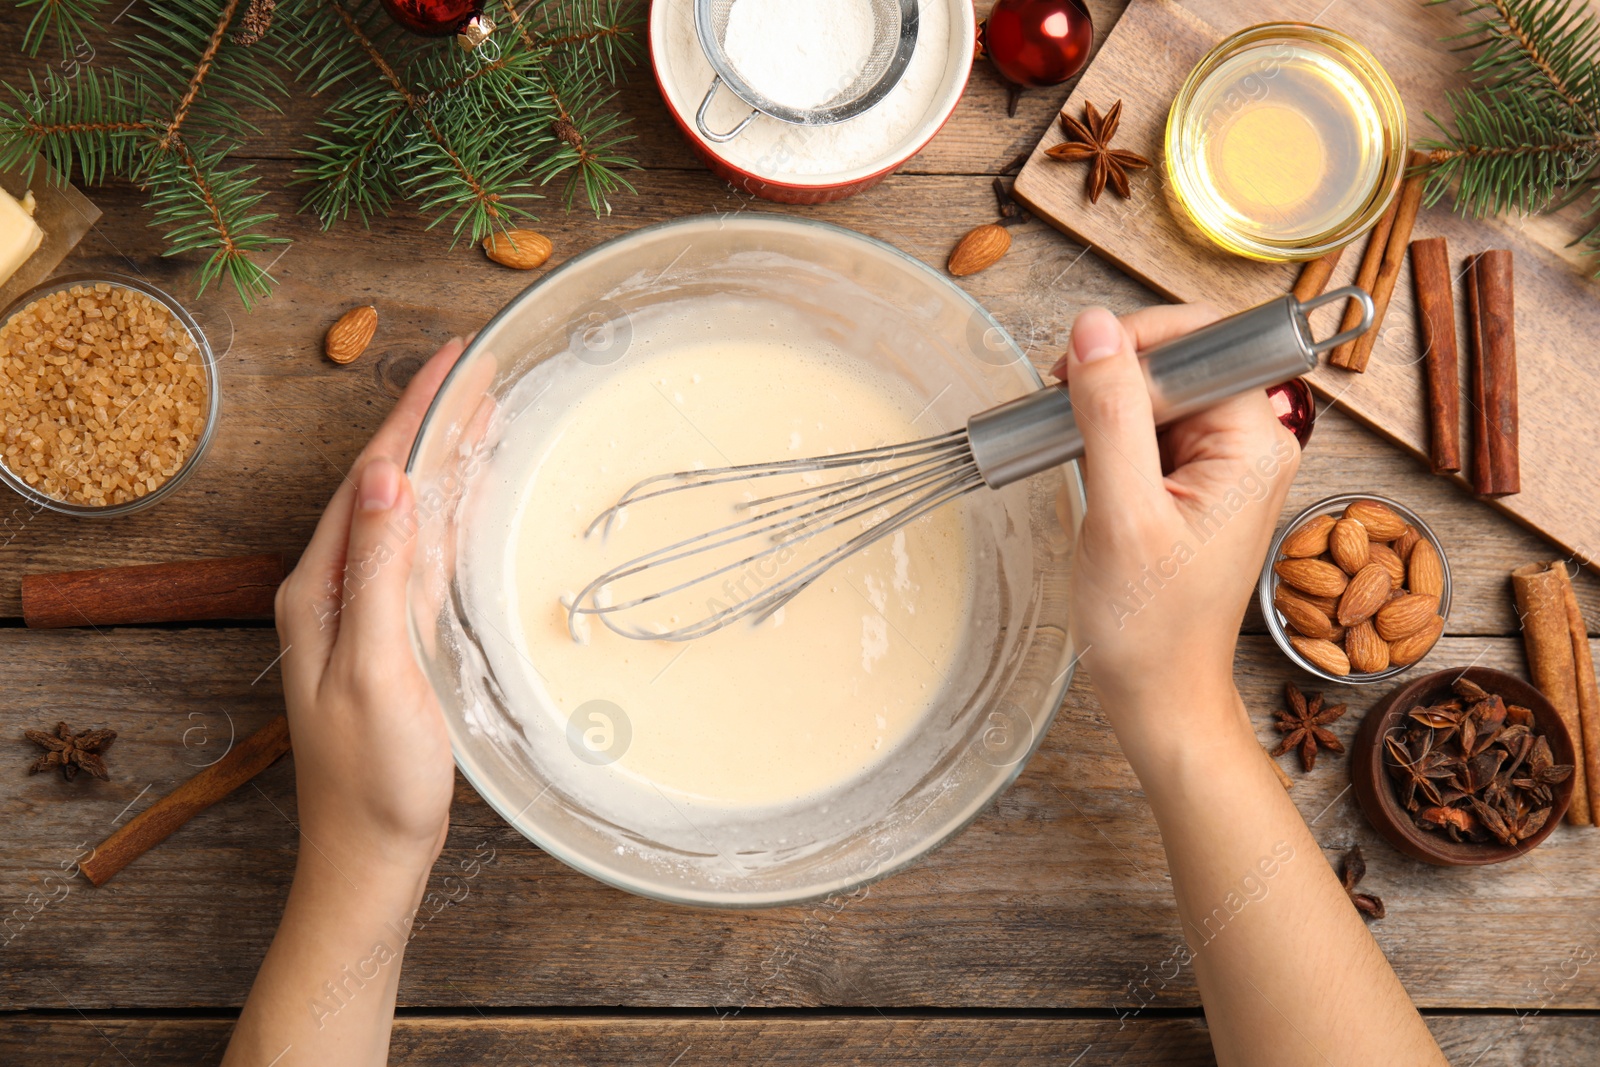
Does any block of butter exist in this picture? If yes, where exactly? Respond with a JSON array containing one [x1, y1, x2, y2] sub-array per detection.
[[0, 186, 44, 288]]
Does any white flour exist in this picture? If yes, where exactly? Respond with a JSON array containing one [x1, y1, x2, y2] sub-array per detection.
[[723, 0, 874, 110], [659, 0, 954, 179]]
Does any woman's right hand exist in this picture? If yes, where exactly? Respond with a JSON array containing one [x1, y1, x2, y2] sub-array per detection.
[[1054, 304, 1300, 734]]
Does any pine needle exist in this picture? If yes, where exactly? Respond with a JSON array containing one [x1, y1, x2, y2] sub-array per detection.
[[1423, 0, 1600, 269], [0, 0, 641, 305]]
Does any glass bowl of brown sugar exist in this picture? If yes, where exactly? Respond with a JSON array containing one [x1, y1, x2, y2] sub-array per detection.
[[0, 273, 219, 517]]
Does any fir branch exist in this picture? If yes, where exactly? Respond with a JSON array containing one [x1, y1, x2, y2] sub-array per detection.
[[522, 0, 643, 80], [17, 0, 105, 59], [1423, 0, 1600, 267], [1435, 0, 1600, 128], [500, 0, 637, 213], [1, 0, 639, 304], [308, 0, 533, 238], [530, 69, 635, 213], [142, 137, 284, 305], [0, 68, 149, 184], [158, 0, 245, 149], [296, 90, 406, 225]]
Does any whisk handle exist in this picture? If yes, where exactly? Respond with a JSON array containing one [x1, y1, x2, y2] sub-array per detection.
[[966, 288, 1373, 488]]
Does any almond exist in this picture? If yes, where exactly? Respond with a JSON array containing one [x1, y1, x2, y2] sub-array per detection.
[[1345, 620, 1390, 674], [947, 223, 1011, 276], [1409, 539, 1445, 598], [1375, 593, 1441, 641], [1330, 518, 1370, 575], [1274, 557, 1349, 598], [483, 229, 553, 270], [1296, 589, 1339, 616], [1275, 590, 1336, 640], [1368, 542, 1407, 590], [1343, 499, 1407, 540], [1391, 526, 1420, 561], [1336, 563, 1391, 626], [1290, 635, 1351, 676], [1387, 614, 1444, 666], [1280, 514, 1335, 558], [324, 305, 377, 364]]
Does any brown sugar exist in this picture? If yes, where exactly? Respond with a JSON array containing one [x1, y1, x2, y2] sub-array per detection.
[[0, 283, 208, 507]]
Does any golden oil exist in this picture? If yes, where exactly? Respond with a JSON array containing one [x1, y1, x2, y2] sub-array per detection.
[[1166, 24, 1406, 261]]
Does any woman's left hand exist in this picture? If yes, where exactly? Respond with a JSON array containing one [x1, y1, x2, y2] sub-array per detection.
[[273, 337, 467, 872]]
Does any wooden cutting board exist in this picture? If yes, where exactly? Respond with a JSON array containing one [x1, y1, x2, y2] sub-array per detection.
[[1014, 0, 1600, 574]]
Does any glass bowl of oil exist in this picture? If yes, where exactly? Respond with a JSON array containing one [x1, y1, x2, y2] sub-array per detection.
[[1165, 23, 1407, 261]]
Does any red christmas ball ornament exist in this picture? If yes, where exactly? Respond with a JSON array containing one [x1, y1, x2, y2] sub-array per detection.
[[1267, 378, 1316, 449], [984, 0, 1094, 88], [379, 0, 495, 47]]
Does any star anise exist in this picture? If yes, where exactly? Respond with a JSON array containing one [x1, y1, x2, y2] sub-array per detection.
[[1045, 99, 1151, 203], [1416, 804, 1478, 842], [1338, 845, 1385, 920], [1272, 683, 1346, 772], [24, 721, 116, 781], [1383, 730, 1455, 810], [1470, 795, 1553, 847], [1408, 700, 1464, 743], [1390, 676, 1573, 850]]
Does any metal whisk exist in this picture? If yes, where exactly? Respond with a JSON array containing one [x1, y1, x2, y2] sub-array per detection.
[[569, 287, 1373, 643]]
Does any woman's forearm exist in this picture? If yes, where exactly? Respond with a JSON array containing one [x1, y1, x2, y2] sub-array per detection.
[[1108, 680, 1447, 1067], [223, 845, 432, 1067]]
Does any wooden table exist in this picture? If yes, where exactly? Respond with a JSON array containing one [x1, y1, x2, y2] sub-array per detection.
[[3, 3, 1598, 1063]]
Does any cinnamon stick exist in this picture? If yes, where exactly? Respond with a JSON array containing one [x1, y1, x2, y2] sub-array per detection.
[[1555, 565, 1600, 824], [79, 714, 292, 885], [1292, 247, 1344, 302], [1327, 194, 1401, 368], [1511, 562, 1590, 826], [22, 553, 288, 628], [1408, 237, 1461, 474], [1465, 250, 1519, 496], [1337, 151, 1429, 373]]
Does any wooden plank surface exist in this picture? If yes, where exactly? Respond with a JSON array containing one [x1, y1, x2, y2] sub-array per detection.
[[1014, 0, 1600, 575], [3, 0, 1600, 1057], [5, 631, 1599, 1011], [3, 1013, 1596, 1066]]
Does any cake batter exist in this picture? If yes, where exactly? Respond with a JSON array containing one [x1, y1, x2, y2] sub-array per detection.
[[470, 337, 977, 814]]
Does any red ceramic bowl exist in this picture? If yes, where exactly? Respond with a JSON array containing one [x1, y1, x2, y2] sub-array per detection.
[[648, 0, 976, 204], [1350, 667, 1575, 866]]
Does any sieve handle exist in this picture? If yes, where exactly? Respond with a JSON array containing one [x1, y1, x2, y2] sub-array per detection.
[[965, 288, 1375, 489], [696, 76, 759, 143]]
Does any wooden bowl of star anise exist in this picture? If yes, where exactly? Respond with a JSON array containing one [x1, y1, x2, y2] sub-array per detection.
[[1351, 667, 1576, 866]]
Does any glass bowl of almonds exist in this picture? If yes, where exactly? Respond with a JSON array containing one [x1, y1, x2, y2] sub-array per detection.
[[1259, 494, 1450, 684], [0, 273, 218, 517]]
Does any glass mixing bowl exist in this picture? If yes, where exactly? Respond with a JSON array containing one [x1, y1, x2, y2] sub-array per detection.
[[405, 214, 1083, 907]]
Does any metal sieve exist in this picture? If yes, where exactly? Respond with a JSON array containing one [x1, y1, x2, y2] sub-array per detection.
[[692, 0, 920, 142]]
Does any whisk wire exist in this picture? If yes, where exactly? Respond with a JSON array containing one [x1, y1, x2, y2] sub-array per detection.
[[568, 430, 982, 641], [570, 454, 973, 634], [586, 429, 970, 537], [579, 467, 985, 641]]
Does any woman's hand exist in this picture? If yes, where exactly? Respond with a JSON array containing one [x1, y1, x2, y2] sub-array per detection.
[[228, 338, 470, 1067], [1054, 306, 1448, 1067], [1055, 304, 1299, 731], [273, 337, 467, 873]]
